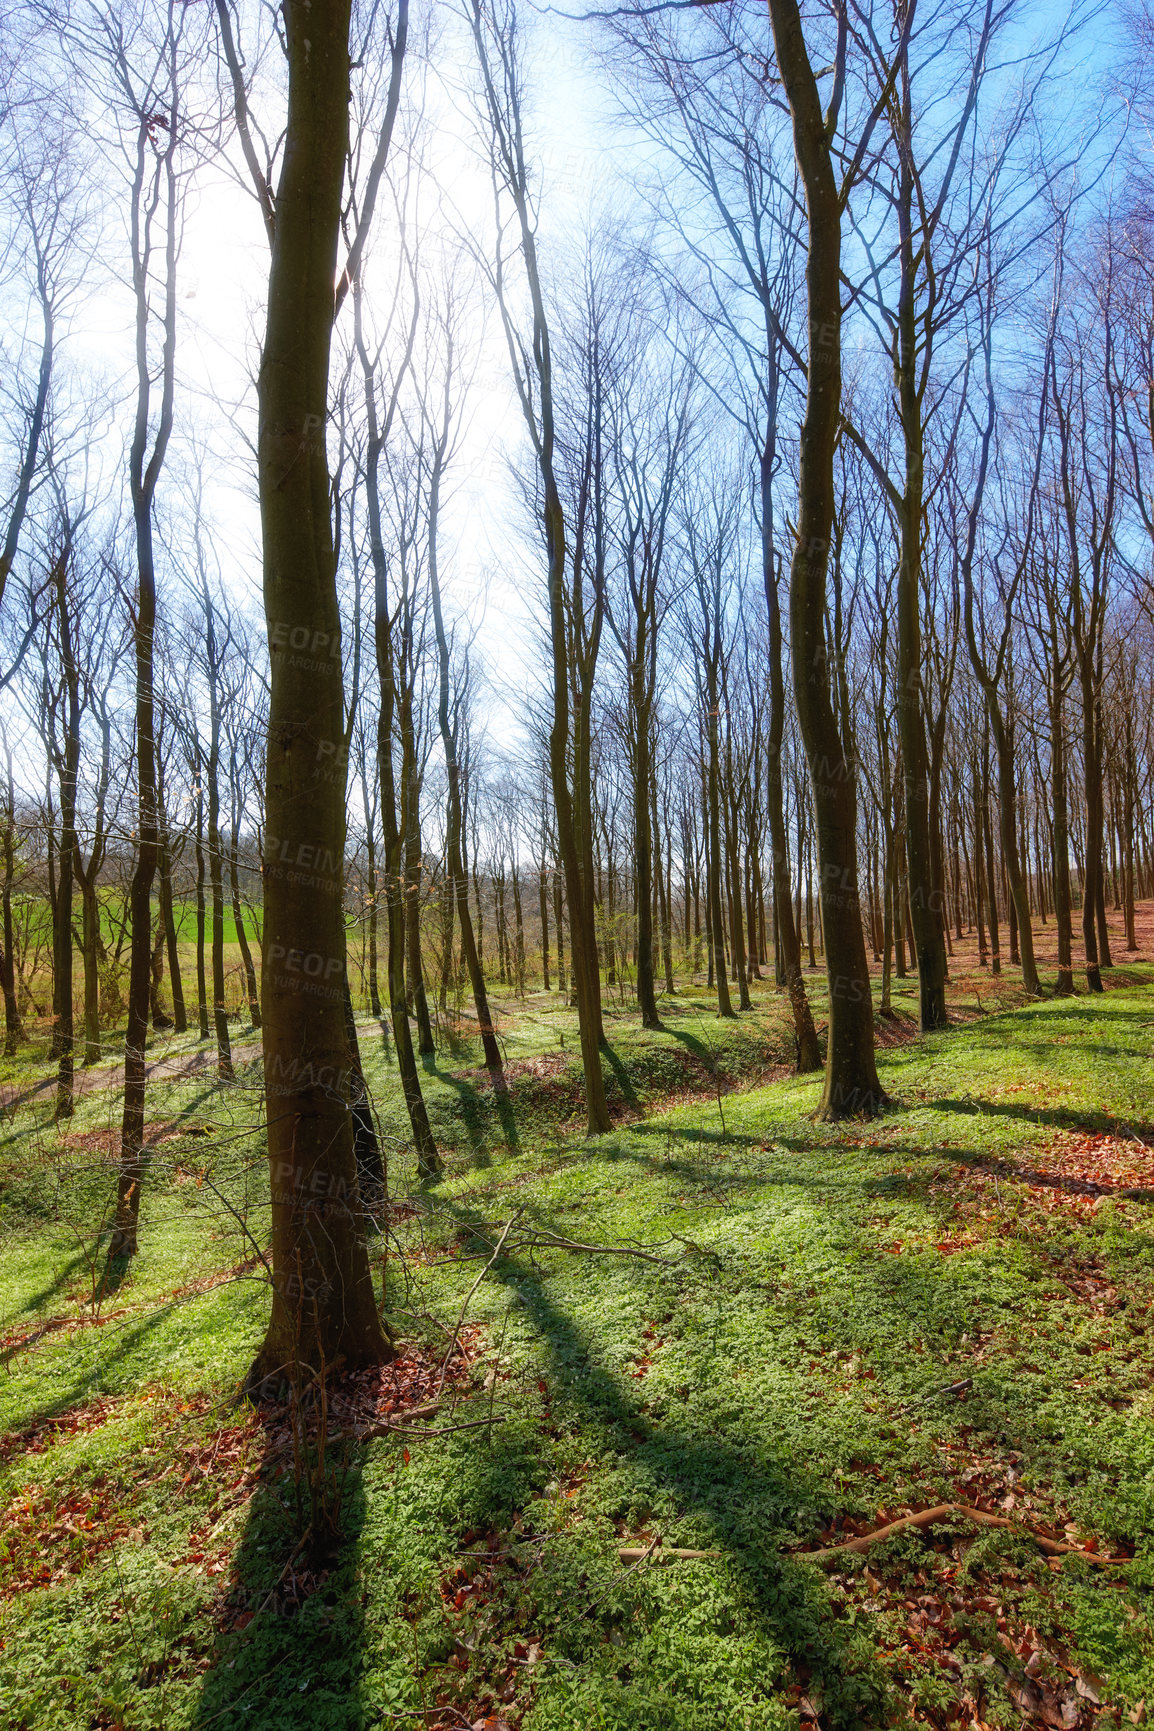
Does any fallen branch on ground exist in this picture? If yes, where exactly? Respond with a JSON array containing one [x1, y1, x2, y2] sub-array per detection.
[[798, 1504, 1127, 1567], [509, 1228, 674, 1265], [435, 1209, 525, 1401], [618, 1538, 723, 1562]]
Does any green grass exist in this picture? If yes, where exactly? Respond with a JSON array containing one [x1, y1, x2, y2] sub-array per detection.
[[0, 981, 1151, 1728]]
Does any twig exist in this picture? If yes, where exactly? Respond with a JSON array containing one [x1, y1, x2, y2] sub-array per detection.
[[357, 1416, 508, 1440], [508, 1228, 674, 1265], [898, 1377, 973, 1413], [797, 1504, 1128, 1567], [435, 1208, 524, 1400], [584, 1533, 662, 1614]]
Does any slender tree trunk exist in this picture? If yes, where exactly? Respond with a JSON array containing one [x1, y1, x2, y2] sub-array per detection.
[[422, 377, 506, 1089], [193, 781, 209, 1039], [1050, 691, 1075, 997], [80, 883, 101, 1064], [111, 80, 180, 1259], [205, 617, 233, 1079], [554, 867, 566, 996], [539, 867, 550, 991], [633, 688, 660, 1027], [52, 552, 79, 1121], [229, 835, 261, 1028], [403, 810, 434, 1054], [705, 704, 733, 1018], [0, 766, 23, 1056], [894, 91, 948, 1032], [157, 830, 187, 1033], [366, 830, 381, 1015]]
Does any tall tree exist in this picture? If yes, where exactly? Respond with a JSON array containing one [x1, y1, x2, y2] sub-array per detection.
[[767, 0, 888, 1118], [217, 0, 406, 1382]]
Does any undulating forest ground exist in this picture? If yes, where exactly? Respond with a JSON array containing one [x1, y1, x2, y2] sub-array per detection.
[[1, 906, 1153, 1731]]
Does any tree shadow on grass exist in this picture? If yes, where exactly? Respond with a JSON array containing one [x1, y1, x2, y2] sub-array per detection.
[[400, 1197, 893, 1727], [0, 1283, 252, 1448], [189, 1421, 377, 1731], [926, 1095, 1154, 1143], [599, 1040, 641, 1110], [427, 1063, 522, 1166], [187, 1386, 562, 1731], [0, 1248, 95, 1363]]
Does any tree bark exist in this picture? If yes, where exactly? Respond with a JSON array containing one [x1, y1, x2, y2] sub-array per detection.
[[111, 66, 181, 1259], [768, 0, 886, 1118], [250, 0, 391, 1383]]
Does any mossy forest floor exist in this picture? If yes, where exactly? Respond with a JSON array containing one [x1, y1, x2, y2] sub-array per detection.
[[1, 938, 1153, 1730]]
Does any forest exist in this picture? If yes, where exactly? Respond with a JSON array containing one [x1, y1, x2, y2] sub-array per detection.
[[0, 0, 1153, 1726]]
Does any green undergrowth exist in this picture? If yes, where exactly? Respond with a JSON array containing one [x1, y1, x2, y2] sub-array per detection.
[[0, 985, 1151, 1727]]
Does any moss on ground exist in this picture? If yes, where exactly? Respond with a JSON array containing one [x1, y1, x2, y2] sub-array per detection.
[[0, 979, 1151, 1728]]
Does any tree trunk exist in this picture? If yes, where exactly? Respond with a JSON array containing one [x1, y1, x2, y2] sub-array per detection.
[[52, 550, 79, 1120], [250, 0, 391, 1384], [157, 830, 187, 1033], [768, 0, 885, 1115], [894, 85, 948, 1032], [366, 829, 381, 1016], [422, 372, 506, 1090], [0, 761, 23, 1056], [193, 780, 209, 1039], [539, 867, 550, 991], [229, 835, 262, 1028], [205, 618, 233, 1079]]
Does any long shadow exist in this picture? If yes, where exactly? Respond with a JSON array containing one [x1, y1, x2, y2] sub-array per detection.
[[189, 1417, 375, 1730], [0, 1284, 244, 1446], [411, 1195, 891, 1726], [927, 1095, 1154, 1142], [429, 1065, 494, 1167], [995, 1001, 1154, 1030], [0, 1248, 95, 1359], [599, 1040, 641, 1110], [187, 1370, 556, 1731], [666, 1026, 726, 1080]]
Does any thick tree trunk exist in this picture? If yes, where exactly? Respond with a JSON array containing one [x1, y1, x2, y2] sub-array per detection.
[[768, 0, 885, 1117], [251, 0, 391, 1384]]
